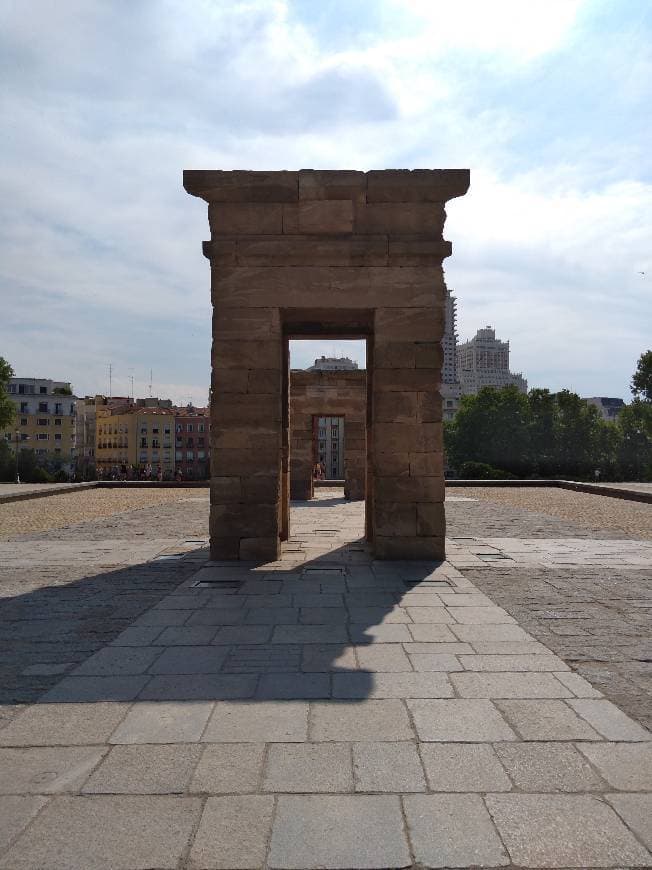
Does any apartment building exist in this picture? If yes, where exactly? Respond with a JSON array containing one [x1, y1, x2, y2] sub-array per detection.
[[175, 406, 209, 479], [3, 378, 78, 473], [457, 326, 528, 395], [95, 405, 175, 475]]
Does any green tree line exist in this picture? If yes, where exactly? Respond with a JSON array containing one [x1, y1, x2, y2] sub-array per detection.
[[445, 351, 652, 481]]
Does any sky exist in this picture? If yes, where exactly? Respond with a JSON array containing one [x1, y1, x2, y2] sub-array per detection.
[[1, 0, 650, 404]]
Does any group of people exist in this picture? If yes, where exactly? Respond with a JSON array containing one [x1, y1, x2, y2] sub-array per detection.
[[96, 464, 184, 482]]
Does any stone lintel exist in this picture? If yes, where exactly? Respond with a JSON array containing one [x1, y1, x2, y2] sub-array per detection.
[[185, 169, 470, 205]]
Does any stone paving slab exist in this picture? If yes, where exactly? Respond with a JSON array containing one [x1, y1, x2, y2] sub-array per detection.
[[404, 793, 509, 867], [268, 795, 411, 869], [0, 794, 203, 869], [485, 793, 652, 867], [1, 489, 651, 868]]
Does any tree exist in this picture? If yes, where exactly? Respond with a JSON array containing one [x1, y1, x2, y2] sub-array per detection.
[[445, 386, 531, 475], [631, 350, 652, 402], [553, 389, 605, 478], [527, 388, 557, 476], [0, 356, 15, 430], [618, 400, 652, 480]]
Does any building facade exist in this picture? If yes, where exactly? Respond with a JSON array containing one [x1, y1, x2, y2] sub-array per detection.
[[96, 405, 175, 477], [3, 378, 78, 473], [457, 326, 528, 395], [584, 396, 625, 421], [307, 356, 359, 372], [174, 406, 209, 479], [441, 287, 462, 420], [76, 395, 134, 476]]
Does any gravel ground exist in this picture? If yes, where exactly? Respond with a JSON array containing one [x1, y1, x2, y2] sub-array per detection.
[[0, 488, 205, 539], [447, 486, 652, 539]]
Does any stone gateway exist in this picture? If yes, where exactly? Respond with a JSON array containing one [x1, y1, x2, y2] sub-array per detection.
[[184, 169, 469, 561]]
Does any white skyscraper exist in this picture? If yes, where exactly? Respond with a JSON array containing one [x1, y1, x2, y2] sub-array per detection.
[[441, 287, 462, 420], [457, 326, 528, 395]]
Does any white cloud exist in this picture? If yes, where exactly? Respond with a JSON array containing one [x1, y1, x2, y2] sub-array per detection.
[[0, 0, 649, 404]]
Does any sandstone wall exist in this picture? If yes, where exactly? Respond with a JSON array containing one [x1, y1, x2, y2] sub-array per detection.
[[184, 169, 470, 561], [290, 369, 366, 501]]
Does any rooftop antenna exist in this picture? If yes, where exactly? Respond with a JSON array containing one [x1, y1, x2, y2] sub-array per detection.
[[149, 369, 153, 398], [108, 363, 113, 398], [128, 368, 135, 400]]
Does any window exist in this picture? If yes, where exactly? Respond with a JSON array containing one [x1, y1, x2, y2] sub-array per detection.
[[20, 402, 28, 413], [176, 424, 182, 433], [198, 423, 205, 433], [197, 450, 205, 459], [152, 427, 159, 434], [37, 418, 48, 426], [37, 433, 48, 441], [152, 439, 160, 449], [20, 433, 28, 441], [186, 451, 194, 460], [175, 451, 182, 461], [70, 403, 75, 415], [54, 434, 62, 441], [140, 438, 147, 448], [9, 384, 16, 394], [36, 448, 46, 455], [164, 426, 171, 435], [198, 437, 205, 447], [39, 386, 47, 394], [140, 426, 147, 434], [20, 418, 27, 426], [55, 403, 62, 414], [55, 418, 62, 426], [187, 437, 194, 448], [54, 448, 61, 454], [187, 424, 193, 432], [151, 451, 159, 460], [38, 402, 48, 413]]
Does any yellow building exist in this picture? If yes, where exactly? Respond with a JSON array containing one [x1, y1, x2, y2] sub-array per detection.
[[4, 378, 78, 473], [96, 405, 175, 476]]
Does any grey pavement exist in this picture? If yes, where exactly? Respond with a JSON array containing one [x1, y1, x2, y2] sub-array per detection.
[[0, 488, 650, 868]]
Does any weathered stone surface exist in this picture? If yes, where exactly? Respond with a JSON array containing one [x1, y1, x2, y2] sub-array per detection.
[[298, 169, 366, 201], [184, 169, 298, 202], [190, 795, 274, 869], [184, 168, 469, 560], [282, 200, 354, 234], [209, 202, 283, 234], [485, 794, 651, 868], [404, 793, 509, 867], [0, 795, 203, 870], [268, 795, 411, 869], [355, 201, 446, 234], [366, 168, 470, 202]]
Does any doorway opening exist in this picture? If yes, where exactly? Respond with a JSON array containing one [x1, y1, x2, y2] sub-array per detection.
[[314, 415, 344, 482], [286, 337, 369, 546]]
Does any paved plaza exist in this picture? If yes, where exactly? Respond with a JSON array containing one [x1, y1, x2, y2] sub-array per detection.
[[0, 486, 650, 868]]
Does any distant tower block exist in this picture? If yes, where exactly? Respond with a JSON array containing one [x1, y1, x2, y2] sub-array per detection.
[[184, 169, 470, 561]]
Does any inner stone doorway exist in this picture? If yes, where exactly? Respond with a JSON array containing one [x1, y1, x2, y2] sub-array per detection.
[[290, 358, 367, 503], [184, 168, 469, 563]]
